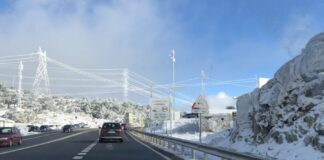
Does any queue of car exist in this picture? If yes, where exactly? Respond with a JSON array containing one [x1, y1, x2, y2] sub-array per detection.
[[1, 122, 129, 147], [28, 125, 56, 132]]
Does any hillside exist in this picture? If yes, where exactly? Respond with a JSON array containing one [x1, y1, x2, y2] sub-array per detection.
[[0, 84, 146, 126]]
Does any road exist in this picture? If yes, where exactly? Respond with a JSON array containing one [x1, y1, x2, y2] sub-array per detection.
[[0, 129, 182, 160]]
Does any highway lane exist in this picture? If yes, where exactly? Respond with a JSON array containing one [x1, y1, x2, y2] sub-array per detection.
[[0, 130, 63, 153], [0, 129, 182, 160], [83, 131, 181, 160], [0, 129, 93, 160]]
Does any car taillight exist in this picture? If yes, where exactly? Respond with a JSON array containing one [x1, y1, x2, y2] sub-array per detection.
[[0, 137, 8, 140], [100, 129, 107, 134]]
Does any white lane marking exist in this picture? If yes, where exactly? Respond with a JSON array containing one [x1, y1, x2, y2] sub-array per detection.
[[81, 140, 98, 153], [78, 153, 87, 156], [72, 156, 83, 159], [81, 141, 97, 153], [128, 132, 171, 160], [72, 140, 97, 159], [24, 132, 59, 141], [0, 131, 90, 156]]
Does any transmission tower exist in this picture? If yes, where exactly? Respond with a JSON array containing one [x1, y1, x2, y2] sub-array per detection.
[[17, 61, 23, 108], [33, 47, 50, 94], [123, 68, 129, 102]]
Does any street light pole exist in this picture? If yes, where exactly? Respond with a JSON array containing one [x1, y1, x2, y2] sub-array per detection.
[[170, 49, 176, 136]]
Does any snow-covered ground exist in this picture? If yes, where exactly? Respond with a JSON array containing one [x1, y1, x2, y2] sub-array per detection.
[[145, 119, 323, 160], [145, 115, 232, 140], [208, 129, 324, 160]]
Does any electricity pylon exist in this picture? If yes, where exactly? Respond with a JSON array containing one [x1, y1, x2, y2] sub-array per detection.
[[33, 47, 50, 94]]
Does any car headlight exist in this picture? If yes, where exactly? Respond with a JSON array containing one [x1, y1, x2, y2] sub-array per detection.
[[0, 137, 9, 140]]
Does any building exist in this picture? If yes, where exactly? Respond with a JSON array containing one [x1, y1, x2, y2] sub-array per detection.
[[124, 112, 145, 128], [0, 117, 15, 127]]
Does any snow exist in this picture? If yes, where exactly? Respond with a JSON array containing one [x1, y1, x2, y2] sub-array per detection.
[[212, 130, 324, 160], [145, 114, 232, 142]]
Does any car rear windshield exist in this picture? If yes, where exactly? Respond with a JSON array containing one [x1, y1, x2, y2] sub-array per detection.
[[0, 128, 12, 134], [102, 123, 121, 129]]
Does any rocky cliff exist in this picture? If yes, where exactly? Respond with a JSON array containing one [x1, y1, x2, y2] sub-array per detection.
[[233, 32, 324, 152]]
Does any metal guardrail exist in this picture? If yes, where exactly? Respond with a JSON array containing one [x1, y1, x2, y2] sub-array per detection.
[[130, 129, 275, 160]]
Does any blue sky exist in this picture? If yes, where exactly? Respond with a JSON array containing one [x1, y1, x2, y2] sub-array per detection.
[[0, 0, 323, 111]]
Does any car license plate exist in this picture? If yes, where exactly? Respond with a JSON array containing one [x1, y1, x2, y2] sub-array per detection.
[[108, 130, 116, 134]]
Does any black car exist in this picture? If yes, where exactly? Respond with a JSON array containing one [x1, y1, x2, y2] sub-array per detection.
[[40, 125, 49, 132], [28, 125, 40, 132], [99, 123, 123, 143], [62, 125, 73, 133]]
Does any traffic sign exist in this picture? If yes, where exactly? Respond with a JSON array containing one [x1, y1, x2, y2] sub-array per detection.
[[192, 95, 209, 114], [150, 98, 170, 121]]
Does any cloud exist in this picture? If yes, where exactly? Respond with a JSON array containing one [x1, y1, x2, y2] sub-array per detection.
[[280, 14, 322, 58], [206, 92, 236, 114], [0, 0, 185, 98], [0, 0, 181, 73]]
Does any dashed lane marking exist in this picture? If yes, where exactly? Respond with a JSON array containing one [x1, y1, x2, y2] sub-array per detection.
[[81, 142, 97, 153], [72, 156, 83, 159], [78, 153, 87, 156], [72, 140, 98, 159]]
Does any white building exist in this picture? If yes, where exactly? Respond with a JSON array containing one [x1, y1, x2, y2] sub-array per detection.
[[0, 117, 15, 127]]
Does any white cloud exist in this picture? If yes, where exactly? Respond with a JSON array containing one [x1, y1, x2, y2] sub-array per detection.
[[0, 0, 181, 73], [280, 14, 322, 58], [206, 92, 236, 114], [0, 0, 185, 98]]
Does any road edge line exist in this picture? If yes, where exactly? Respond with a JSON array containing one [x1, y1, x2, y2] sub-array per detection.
[[127, 132, 172, 160]]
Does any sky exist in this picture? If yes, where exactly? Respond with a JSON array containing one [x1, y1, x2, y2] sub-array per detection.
[[0, 0, 323, 112]]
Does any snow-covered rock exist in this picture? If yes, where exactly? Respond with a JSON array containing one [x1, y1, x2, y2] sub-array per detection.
[[222, 32, 324, 159]]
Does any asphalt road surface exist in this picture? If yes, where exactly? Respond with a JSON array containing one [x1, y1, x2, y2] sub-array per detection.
[[0, 129, 182, 160]]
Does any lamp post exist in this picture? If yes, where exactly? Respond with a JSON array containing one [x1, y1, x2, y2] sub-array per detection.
[[169, 49, 176, 136]]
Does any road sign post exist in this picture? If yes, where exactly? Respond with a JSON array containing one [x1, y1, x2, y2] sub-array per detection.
[[192, 95, 209, 143]]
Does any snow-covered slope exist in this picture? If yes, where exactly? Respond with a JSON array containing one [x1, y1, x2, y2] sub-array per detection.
[[0, 84, 146, 128], [215, 32, 324, 159]]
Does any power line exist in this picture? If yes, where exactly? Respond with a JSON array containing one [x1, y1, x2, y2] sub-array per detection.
[[52, 90, 124, 96], [0, 53, 35, 59]]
